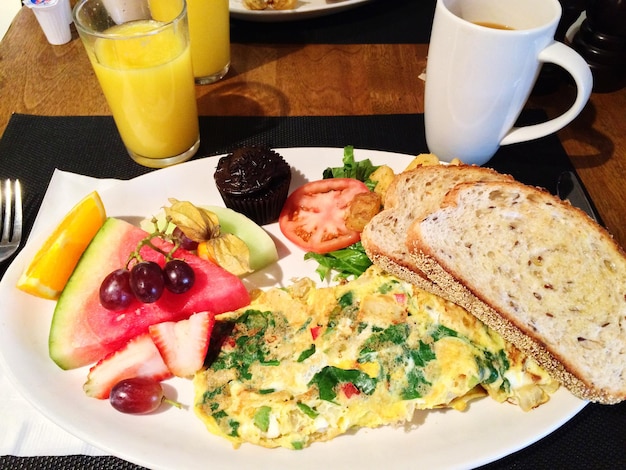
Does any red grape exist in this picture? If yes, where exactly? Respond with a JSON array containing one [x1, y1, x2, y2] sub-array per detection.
[[109, 377, 164, 414], [173, 226, 198, 251], [130, 261, 164, 303], [99, 268, 134, 310], [163, 259, 195, 294]]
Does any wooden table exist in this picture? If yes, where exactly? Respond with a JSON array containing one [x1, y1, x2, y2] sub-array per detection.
[[1, 6, 624, 250]]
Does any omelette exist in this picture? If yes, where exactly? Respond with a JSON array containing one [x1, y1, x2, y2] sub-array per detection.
[[193, 265, 558, 449]]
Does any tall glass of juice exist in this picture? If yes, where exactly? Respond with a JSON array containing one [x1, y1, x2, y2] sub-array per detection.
[[187, 0, 231, 84], [73, 0, 200, 168]]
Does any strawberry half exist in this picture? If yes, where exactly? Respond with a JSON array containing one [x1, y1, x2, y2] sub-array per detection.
[[149, 311, 214, 378], [83, 333, 173, 399]]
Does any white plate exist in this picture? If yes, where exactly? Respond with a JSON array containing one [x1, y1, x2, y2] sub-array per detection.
[[230, 0, 372, 22], [0, 148, 585, 470]]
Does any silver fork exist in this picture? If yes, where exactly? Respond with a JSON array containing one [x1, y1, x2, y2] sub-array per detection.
[[0, 179, 22, 262]]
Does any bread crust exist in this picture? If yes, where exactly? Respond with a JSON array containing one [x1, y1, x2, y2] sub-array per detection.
[[407, 250, 611, 403], [405, 180, 626, 404]]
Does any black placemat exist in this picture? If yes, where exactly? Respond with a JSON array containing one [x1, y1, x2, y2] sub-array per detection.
[[230, 0, 434, 44], [0, 113, 624, 470]]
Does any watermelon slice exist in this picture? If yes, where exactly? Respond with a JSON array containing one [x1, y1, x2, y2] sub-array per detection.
[[49, 217, 250, 370]]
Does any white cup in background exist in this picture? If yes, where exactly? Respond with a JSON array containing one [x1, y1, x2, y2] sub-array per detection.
[[23, 0, 72, 45], [424, 0, 593, 166]]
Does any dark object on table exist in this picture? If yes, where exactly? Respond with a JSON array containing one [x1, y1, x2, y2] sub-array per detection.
[[557, 0, 590, 41], [556, 170, 600, 223], [572, 0, 626, 92]]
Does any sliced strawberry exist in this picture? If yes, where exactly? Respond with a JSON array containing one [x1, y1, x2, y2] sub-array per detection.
[[83, 333, 172, 399], [149, 311, 214, 378]]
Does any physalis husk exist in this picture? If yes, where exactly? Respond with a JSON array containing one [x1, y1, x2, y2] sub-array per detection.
[[164, 199, 252, 276], [197, 234, 253, 276], [164, 198, 220, 241]]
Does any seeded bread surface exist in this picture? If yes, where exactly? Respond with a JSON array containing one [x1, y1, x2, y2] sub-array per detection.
[[406, 181, 626, 404], [361, 165, 512, 295]]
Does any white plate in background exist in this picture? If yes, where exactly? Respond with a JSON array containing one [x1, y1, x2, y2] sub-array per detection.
[[230, 0, 372, 22]]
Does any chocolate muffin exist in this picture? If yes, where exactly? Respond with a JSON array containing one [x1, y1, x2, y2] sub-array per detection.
[[214, 147, 291, 225]]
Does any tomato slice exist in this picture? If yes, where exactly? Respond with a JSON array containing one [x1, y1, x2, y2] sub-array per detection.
[[279, 178, 370, 254]]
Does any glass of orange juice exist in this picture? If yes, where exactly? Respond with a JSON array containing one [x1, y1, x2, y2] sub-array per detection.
[[149, 0, 229, 84], [188, 0, 231, 84], [73, 0, 200, 168]]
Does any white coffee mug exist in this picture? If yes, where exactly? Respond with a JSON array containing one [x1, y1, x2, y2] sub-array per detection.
[[424, 0, 593, 165]]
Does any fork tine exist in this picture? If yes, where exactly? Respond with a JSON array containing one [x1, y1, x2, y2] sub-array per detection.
[[1, 179, 10, 244], [13, 180, 22, 244]]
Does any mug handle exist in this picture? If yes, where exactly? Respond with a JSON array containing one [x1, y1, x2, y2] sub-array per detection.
[[500, 42, 593, 146]]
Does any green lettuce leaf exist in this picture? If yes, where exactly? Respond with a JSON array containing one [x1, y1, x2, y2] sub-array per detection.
[[322, 146, 380, 190], [304, 242, 372, 282]]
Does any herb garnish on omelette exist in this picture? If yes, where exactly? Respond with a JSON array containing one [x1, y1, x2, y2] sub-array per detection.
[[194, 265, 558, 449]]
